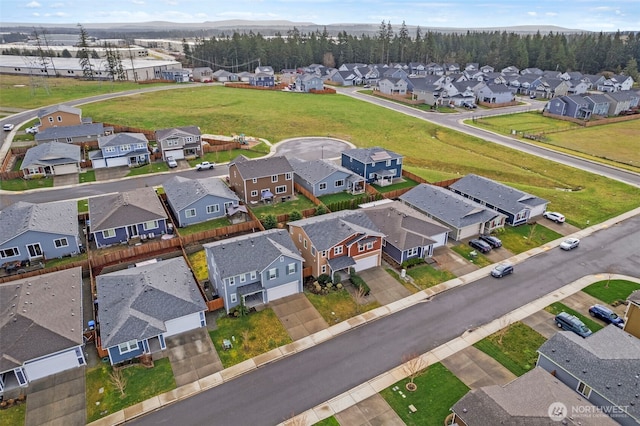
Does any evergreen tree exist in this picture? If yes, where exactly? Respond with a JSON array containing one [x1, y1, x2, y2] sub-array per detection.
[[77, 24, 94, 80]]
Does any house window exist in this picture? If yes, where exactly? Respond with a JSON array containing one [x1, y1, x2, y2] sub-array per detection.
[[334, 246, 343, 255], [57, 116, 62, 122], [272, 175, 278, 183], [268, 268, 278, 280], [185, 136, 193, 143], [199, 311, 206, 327], [386, 159, 391, 167], [368, 172, 375, 179], [54, 238, 68, 248], [397, 158, 402, 164], [75, 347, 86, 365], [287, 263, 296, 274], [66, 137, 73, 143], [252, 178, 257, 184], [230, 293, 237, 303], [143, 220, 158, 230], [185, 209, 196, 218], [319, 182, 327, 190], [102, 229, 116, 238], [27, 243, 43, 258], [311, 247, 316, 256], [321, 265, 327, 274], [0, 247, 19, 258], [229, 276, 235, 286], [285, 172, 292, 180], [250, 271, 256, 280], [303, 239, 307, 249], [251, 190, 258, 197], [104, 147, 116, 153], [358, 243, 365, 252], [118, 340, 139, 354], [321, 250, 327, 258], [137, 143, 146, 149], [577, 382, 592, 398], [48, 117, 54, 123], [240, 274, 246, 283], [224, 202, 234, 213], [408, 247, 419, 256], [334, 179, 344, 187], [121, 144, 131, 151], [207, 204, 220, 214], [276, 185, 287, 194]]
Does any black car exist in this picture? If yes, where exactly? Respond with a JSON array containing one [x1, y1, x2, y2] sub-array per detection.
[[491, 263, 514, 278], [479, 234, 502, 248], [469, 239, 492, 253]]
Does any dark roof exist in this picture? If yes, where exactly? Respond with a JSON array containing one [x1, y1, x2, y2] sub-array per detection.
[[98, 132, 148, 148], [37, 104, 81, 118], [22, 142, 81, 169], [163, 175, 238, 211], [35, 123, 106, 141], [229, 155, 293, 180], [0, 200, 78, 245], [288, 158, 362, 185], [154, 126, 201, 141], [341, 147, 402, 164], [89, 187, 166, 232]]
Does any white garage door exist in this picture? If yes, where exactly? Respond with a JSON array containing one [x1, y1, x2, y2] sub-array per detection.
[[164, 312, 202, 337], [24, 349, 82, 381], [92, 158, 107, 169], [53, 163, 78, 175], [164, 149, 184, 160], [266, 281, 299, 301], [353, 254, 379, 272], [106, 157, 128, 167]]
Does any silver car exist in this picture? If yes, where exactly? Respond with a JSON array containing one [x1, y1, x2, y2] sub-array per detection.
[[166, 156, 178, 168], [560, 237, 580, 250]]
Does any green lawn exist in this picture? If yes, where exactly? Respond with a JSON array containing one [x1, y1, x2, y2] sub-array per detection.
[[305, 288, 380, 325], [126, 162, 169, 176], [209, 309, 292, 368], [85, 358, 176, 423], [372, 177, 420, 193], [451, 244, 493, 267], [191, 142, 271, 165], [582, 280, 640, 304], [380, 362, 469, 426], [186, 250, 208, 282], [314, 416, 340, 426], [471, 111, 580, 136], [0, 176, 53, 191], [495, 223, 562, 253], [44, 253, 87, 269], [79, 170, 96, 183], [406, 264, 457, 290], [0, 402, 26, 426], [77, 199, 89, 213], [177, 217, 231, 236], [544, 302, 603, 332], [473, 322, 547, 377], [250, 194, 316, 219]]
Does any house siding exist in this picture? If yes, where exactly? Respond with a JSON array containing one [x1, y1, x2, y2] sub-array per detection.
[[171, 196, 235, 227], [341, 156, 402, 184], [229, 168, 293, 204], [1, 231, 80, 262], [312, 171, 352, 196], [39, 111, 82, 130], [93, 220, 166, 248], [382, 242, 403, 264], [107, 342, 146, 364]]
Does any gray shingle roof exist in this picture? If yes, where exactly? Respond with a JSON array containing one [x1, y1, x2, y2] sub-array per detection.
[[163, 176, 239, 212], [538, 326, 640, 422], [154, 126, 201, 141], [341, 147, 402, 164], [449, 174, 548, 215], [89, 187, 166, 232], [0, 267, 83, 372], [288, 158, 362, 185], [35, 123, 106, 142], [0, 200, 78, 245], [628, 290, 640, 304], [399, 184, 505, 229], [21, 142, 81, 169], [204, 229, 303, 279], [37, 104, 81, 118], [288, 210, 384, 251], [98, 132, 148, 148], [96, 257, 206, 348], [229, 155, 293, 180]]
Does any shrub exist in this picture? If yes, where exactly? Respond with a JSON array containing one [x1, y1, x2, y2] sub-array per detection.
[[288, 210, 303, 221], [263, 214, 277, 229], [317, 274, 332, 286], [349, 269, 370, 296], [314, 205, 328, 216], [401, 257, 425, 269]]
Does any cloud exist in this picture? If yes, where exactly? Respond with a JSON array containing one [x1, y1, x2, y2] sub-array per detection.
[[545, 12, 557, 17], [527, 11, 537, 16], [26, 1, 41, 8], [132, 0, 145, 4]]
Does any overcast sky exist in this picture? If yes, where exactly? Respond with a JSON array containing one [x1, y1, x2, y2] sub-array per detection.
[[2, 0, 639, 32]]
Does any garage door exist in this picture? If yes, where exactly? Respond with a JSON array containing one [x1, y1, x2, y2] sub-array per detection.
[[92, 158, 107, 169], [164, 312, 201, 337], [266, 281, 300, 302], [106, 157, 128, 167], [353, 254, 379, 272], [164, 149, 184, 160], [53, 163, 78, 175], [24, 349, 82, 381]]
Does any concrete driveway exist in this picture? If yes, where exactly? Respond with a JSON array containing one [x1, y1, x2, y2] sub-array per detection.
[[357, 267, 412, 306], [431, 246, 479, 277], [53, 173, 78, 187], [269, 293, 328, 341], [335, 393, 404, 426], [25, 367, 86, 426], [538, 218, 581, 236], [441, 345, 516, 389], [165, 328, 223, 387], [521, 310, 559, 339], [94, 166, 130, 181]]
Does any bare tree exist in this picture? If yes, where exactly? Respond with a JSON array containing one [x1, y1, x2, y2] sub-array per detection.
[[242, 330, 251, 351], [109, 367, 127, 397], [353, 285, 367, 313], [527, 223, 538, 242], [402, 352, 427, 390], [605, 265, 617, 289]]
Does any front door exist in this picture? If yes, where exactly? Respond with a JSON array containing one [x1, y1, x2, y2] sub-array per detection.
[[128, 225, 138, 237], [26, 243, 43, 259]]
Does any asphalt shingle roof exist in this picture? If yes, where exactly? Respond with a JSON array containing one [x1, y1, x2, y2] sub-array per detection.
[[341, 147, 402, 164], [98, 132, 148, 148], [35, 123, 106, 142], [229, 155, 293, 180], [0, 200, 78, 245], [21, 142, 81, 169], [37, 104, 81, 118], [288, 158, 362, 185], [163, 176, 239, 211], [96, 257, 206, 348], [88, 187, 166, 232], [154, 126, 200, 141]]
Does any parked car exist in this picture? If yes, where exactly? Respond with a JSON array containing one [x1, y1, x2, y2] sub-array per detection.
[[3, 123, 14, 131], [469, 239, 492, 253], [195, 161, 215, 171], [480, 234, 502, 248], [555, 312, 592, 338], [560, 237, 580, 250], [491, 263, 514, 278], [166, 156, 178, 168], [463, 102, 477, 109], [588, 304, 624, 328], [543, 211, 565, 223], [529, 94, 537, 99], [25, 126, 39, 134]]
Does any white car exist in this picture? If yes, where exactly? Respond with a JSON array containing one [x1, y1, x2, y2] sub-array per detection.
[[195, 161, 215, 171], [543, 211, 565, 223], [560, 237, 580, 250], [25, 126, 39, 134], [3, 123, 14, 131], [166, 156, 178, 168]]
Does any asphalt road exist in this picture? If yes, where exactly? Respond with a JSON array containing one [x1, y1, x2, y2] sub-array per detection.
[[129, 213, 640, 426]]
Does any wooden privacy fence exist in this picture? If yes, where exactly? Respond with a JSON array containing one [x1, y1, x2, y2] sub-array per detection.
[[179, 220, 262, 245], [401, 169, 429, 184], [89, 237, 182, 268], [0, 259, 89, 284], [103, 123, 155, 141], [293, 182, 325, 207]]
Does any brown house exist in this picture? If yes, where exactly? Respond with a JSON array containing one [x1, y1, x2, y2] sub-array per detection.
[[287, 210, 384, 279], [37, 105, 85, 130], [623, 290, 640, 339], [228, 155, 294, 204]]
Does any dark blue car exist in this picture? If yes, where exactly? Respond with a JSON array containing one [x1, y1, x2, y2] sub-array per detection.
[[589, 304, 624, 328]]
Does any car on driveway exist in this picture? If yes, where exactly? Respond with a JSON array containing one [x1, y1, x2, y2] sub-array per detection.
[[469, 239, 492, 253], [589, 304, 624, 328], [491, 263, 514, 278], [560, 237, 580, 250], [196, 161, 215, 171], [480, 234, 502, 248], [3, 123, 14, 131], [555, 312, 592, 338], [166, 156, 178, 168], [543, 211, 565, 223], [26, 126, 39, 134]]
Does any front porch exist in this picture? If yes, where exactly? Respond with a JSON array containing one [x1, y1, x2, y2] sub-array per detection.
[[238, 282, 265, 309]]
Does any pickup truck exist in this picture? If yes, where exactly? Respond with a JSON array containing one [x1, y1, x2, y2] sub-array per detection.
[[195, 161, 215, 171]]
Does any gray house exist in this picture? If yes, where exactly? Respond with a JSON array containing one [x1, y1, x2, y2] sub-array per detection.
[[155, 126, 202, 161], [378, 77, 408, 96], [0, 267, 85, 396], [583, 93, 611, 116], [476, 83, 514, 104], [605, 90, 635, 116], [35, 123, 109, 146], [96, 257, 207, 365], [204, 229, 304, 313], [163, 175, 240, 227], [399, 184, 506, 241], [546, 95, 591, 119], [21, 142, 81, 178], [295, 73, 324, 92], [90, 132, 150, 169], [537, 326, 640, 426], [192, 67, 213, 82], [0, 200, 80, 264], [289, 158, 365, 197]]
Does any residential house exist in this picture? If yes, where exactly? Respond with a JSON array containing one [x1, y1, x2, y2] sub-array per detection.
[[567, 79, 589, 95], [479, 65, 495, 74], [204, 229, 304, 313], [582, 74, 606, 90], [212, 69, 238, 82], [163, 176, 240, 227], [408, 62, 426, 76], [451, 367, 618, 426], [255, 65, 274, 76], [426, 62, 444, 75], [0, 267, 85, 396], [328, 69, 357, 86], [378, 77, 408, 96], [279, 69, 299, 85], [399, 184, 506, 241], [442, 81, 477, 106], [623, 290, 640, 339], [192, 67, 213, 82], [295, 73, 324, 92], [227, 155, 294, 204], [288, 210, 384, 280], [501, 65, 520, 75], [36, 105, 85, 130], [443, 63, 460, 74], [21, 142, 81, 178], [476, 83, 515, 104], [161, 69, 190, 83], [154, 126, 202, 161], [449, 174, 549, 226], [35, 123, 110, 146], [96, 257, 207, 365], [381, 67, 408, 81], [88, 187, 168, 248], [362, 201, 450, 265], [605, 90, 635, 116], [520, 67, 543, 75], [90, 132, 150, 169], [249, 72, 275, 87], [584, 93, 611, 117], [537, 326, 640, 426], [597, 74, 634, 92], [0, 201, 80, 263], [235, 71, 253, 83], [289, 158, 365, 197], [341, 147, 403, 186], [546, 95, 592, 120], [532, 78, 571, 99]]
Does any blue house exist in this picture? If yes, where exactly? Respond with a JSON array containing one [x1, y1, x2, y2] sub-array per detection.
[[341, 147, 403, 186], [204, 229, 304, 313], [295, 73, 324, 92], [163, 176, 240, 228], [90, 132, 150, 169], [89, 187, 168, 248], [289, 158, 365, 197], [546, 95, 591, 119], [583, 93, 611, 117], [249, 72, 275, 87], [96, 257, 207, 365], [0, 201, 80, 264]]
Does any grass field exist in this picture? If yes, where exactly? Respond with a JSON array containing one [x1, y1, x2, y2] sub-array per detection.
[[305, 288, 380, 324], [70, 86, 640, 227], [0, 403, 26, 426], [451, 243, 493, 267], [495, 223, 563, 254], [406, 264, 457, 289], [582, 280, 640, 304]]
